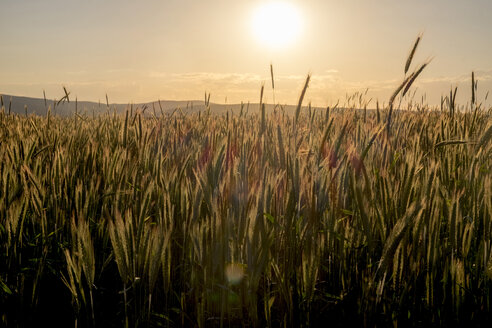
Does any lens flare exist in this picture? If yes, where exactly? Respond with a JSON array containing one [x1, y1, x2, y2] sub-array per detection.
[[225, 263, 244, 285]]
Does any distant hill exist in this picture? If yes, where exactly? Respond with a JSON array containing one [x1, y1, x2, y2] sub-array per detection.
[[0, 94, 207, 116], [0, 93, 328, 117]]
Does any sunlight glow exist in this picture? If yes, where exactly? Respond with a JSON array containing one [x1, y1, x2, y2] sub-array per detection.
[[251, 2, 303, 49]]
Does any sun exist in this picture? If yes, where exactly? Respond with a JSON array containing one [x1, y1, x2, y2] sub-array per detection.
[[251, 2, 303, 49]]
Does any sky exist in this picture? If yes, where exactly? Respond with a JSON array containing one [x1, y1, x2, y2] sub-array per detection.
[[1, 0, 492, 107]]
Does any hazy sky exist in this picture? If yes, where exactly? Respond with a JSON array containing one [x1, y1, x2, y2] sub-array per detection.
[[1, 0, 492, 107]]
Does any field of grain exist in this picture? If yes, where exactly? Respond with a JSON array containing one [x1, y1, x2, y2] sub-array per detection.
[[1, 82, 491, 326]]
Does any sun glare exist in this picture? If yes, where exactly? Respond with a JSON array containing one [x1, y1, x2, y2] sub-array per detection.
[[251, 2, 303, 49]]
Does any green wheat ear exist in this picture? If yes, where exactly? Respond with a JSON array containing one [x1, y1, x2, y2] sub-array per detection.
[[476, 122, 492, 151], [405, 33, 422, 74], [295, 74, 310, 126]]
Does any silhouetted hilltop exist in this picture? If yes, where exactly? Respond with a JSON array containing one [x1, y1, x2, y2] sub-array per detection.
[[0, 93, 331, 117]]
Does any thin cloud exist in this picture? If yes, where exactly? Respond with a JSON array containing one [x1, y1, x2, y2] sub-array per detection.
[[3, 69, 491, 106], [159, 72, 263, 84], [420, 70, 492, 84]]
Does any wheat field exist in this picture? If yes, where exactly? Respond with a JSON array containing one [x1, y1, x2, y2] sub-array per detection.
[[0, 90, 491, 326], [1, 37, 492, 327]]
